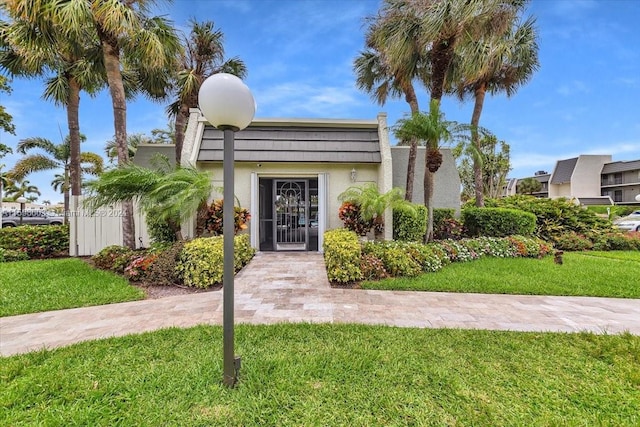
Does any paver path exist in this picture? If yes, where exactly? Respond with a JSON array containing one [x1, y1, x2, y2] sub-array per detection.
[[2, 252, 639, 357]]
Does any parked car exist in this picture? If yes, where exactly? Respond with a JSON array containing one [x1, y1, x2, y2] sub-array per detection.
[[1, 210, 64, 227], [613, 213, 640, 232]]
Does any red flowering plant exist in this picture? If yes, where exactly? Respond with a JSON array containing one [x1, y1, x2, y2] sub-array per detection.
[[199, 199, 251, 236], [338, 201, 373, 236], [124, 253, 159, 282]]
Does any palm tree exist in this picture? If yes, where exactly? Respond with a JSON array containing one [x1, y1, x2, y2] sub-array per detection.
[[4, 179, 40, 201], [338, 183, 407, 241], [453, 9, 539, 207], [104, 133, 152, 164], [393, 102, 472, 241], [52, 0, 181, 248], [168, 20, 247, 164], [1, 2, 105, 197], [373, 0, 515, 240], [354, 9, 428, 201], [85, 161, 213, 241], [9, 136, 103, 220]]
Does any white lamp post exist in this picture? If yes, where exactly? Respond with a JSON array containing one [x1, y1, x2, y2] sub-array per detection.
[[16, 196, 27, 226], [198, 73, 255, 387]]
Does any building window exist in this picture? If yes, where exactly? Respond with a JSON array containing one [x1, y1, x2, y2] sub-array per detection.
[[613, 190, 623, 202], [614, 173, 623, 185]]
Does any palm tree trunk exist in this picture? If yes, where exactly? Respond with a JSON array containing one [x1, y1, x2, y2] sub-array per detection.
[[423, 169, 435, 242], [173, 104, 189, 165], [471, 83, 487, 207], [67, 77, 82, 197], [423, 40, 455, 242], [99, 30, 136, 249], [63, 167, 70, 225], [403, 83, 420, 202]]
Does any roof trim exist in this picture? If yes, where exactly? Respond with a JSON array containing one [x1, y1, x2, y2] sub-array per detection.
[[190, 108, 380, 129]]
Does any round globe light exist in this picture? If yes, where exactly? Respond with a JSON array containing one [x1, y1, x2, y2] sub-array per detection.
[[198, 73, 255, 131], [635, 194, 640, 202], [16, 196, 27, 204]]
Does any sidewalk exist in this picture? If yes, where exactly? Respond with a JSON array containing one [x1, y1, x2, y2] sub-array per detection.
[[2, 252, 639, 357]]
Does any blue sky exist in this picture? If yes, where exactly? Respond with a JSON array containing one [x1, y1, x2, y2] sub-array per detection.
[[1, 0, 639, 204]]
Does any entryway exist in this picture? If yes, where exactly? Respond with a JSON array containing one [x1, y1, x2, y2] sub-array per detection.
[[258, 178, 319, 251]]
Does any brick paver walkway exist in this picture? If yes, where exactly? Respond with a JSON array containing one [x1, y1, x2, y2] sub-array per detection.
[[2, 252, 639, 357]]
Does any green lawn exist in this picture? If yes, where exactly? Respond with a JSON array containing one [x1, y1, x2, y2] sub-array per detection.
[[0, 258, 145, 317], [362, 251, 640, 298], [1, 324, 639, 426]]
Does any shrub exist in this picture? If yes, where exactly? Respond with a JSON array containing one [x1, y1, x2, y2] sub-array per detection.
[[323, 229, 362, 283], [553, 232, 593, 251], [124, 253, 159, 282], [198, 200, 251, 236], [362, 242, 422, 277], [92, 245, 136, 273], [338, 201, 372, 236], [360, 254, 388, 281], [433, 208, 455, 226], [433, 239, 480, 263], [146, 207, 178, 244], [463, 236, 517, 258], [591, 231, 640, 251], [0, 247, 29, 262], [144, 241, 185, 286], [402, 242, 445, 273], [479, 195, 613, 241], [0, 224, 69, 258], [393, 203, 427, 242], [507, 235, 553, 258], [434, 217, 465, 240], [463, 207, 536, 237], [176, 234, 255, 289]]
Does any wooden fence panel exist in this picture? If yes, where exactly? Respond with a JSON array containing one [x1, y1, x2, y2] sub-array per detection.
[[69, 196, 150, 256]]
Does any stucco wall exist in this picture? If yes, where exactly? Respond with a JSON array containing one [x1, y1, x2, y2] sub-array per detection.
[[571, 155, 612, 197], [391, 146, 461, 215]]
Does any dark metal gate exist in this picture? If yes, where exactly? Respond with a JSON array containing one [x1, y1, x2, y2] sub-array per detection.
[[274, 180, 307, 250]]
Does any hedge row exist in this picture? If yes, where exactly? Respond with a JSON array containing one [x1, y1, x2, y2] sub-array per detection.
[[0, 224, 69, 259], [324, 229, 552, 284], [91, 234, 255, 289]]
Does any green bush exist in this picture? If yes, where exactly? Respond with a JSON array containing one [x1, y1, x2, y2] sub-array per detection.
[[146, 207, 178, 244], [479, 195, 613, 241], [144, 241, 185, 286], [0, 247, 30, 262], [463, 207, 536, 237], [176, 234, 255, 289], [393, 203, 426, 242], [507, 236, 553, 258], [360, 253, 388, 281], [362, 241, 422, 277], [434, 208, 456, 227], [92, 245, 136, 273], [323, 229, 362, 283], [552, 232, 594, 251], [0, 224, 69, 258], [592, 231, 640, 251]]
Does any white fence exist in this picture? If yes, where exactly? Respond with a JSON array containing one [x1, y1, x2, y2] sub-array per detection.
[[69, 196, 150, 256]]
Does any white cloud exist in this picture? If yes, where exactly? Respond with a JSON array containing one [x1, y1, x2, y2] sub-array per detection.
[[253, 81, 364, 118], [556, 80, 589, 97]]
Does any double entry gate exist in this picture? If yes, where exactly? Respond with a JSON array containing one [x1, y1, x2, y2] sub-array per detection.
[[259, 178, 318, 251]]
